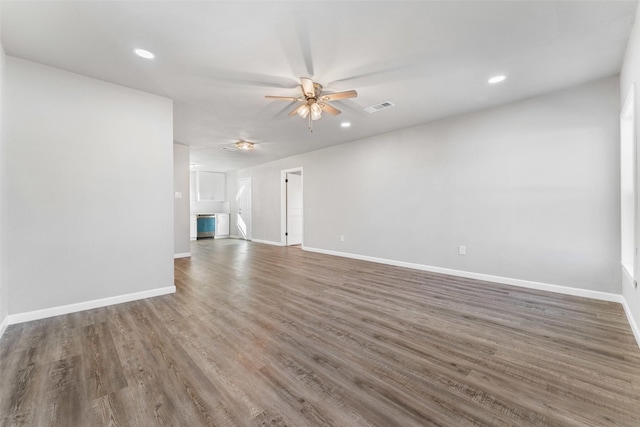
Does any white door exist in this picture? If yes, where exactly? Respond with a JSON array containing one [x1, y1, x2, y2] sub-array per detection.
[[286, 173, 303, 245], [237, 177, 252, 240]]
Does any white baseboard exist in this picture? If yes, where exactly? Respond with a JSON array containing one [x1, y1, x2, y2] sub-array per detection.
[[302, 246, 621, 303], [0, 316, 8, 339], [252, 239, 283, 246], [7, 285, 176, 325], [174, 252, 191, 259]]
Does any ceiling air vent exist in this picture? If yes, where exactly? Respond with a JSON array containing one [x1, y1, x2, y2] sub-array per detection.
[[364, 101, 395, 114]]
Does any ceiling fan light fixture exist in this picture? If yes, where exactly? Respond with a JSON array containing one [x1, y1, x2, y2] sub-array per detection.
[[297, 104, 310, 118], [235, 141, 255, 150], [310, 102, 322, 121]]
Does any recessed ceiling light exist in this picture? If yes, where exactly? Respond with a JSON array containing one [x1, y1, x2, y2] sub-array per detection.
[[341, 122, 351, 128], [134, 48, 154, 59], [488, 75, 506, 84]]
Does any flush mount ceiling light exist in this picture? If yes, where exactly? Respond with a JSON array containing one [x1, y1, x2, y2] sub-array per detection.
[[265, 77, 358, 132], [134, 48, 154, 59], [488, 74, 506, 84], [235, 141, 255, 150], [341, 122, 351, 128]]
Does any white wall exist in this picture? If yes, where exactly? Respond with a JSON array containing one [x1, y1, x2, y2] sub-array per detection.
[[620, 3, 640, 340], [6, 57, 174, 316], [173, 143, 191, 256], [0, 11, 7, 336], [621, 5, 640, 105], [238, 77, 620, 294]]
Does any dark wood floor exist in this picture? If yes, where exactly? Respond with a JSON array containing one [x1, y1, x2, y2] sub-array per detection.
[[2, 239, 640, 426]]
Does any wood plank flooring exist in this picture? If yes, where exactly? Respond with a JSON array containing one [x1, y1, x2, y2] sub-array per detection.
[[2, 238, 640, 426]]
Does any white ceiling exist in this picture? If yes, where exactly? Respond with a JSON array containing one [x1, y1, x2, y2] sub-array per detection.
[[2, 1, 637, 172]]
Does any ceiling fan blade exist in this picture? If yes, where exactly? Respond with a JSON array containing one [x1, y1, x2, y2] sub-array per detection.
[[191, 66, 299, 88], [320, 90, 358, 102], [295, 18, 314, 76], [319, 103, 341, 116], [265, 95, 302, 102], [301, 77, 316, 97]]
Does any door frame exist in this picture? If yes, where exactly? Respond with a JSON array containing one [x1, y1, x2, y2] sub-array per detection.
[[281, 167, 303, 246], [237, 176, 252, 241]]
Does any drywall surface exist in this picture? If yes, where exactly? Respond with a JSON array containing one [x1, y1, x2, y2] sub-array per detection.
[[238, 77, 620, 293], [621, 3, 640, 106], [6, 57, 174, 314], [0, 30, 7, 332], [174, 143, 190, 255]]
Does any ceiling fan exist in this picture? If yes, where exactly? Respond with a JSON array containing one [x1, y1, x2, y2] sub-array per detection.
[[265, 77, 357, 131]]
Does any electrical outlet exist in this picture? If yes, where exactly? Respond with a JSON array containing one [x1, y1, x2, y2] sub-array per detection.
[[340, 235, 345, 242], [458, 245, 466, 255]]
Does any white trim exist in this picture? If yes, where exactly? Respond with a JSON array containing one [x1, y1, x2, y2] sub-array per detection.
[[252, 239, 283, 246], [7, 286, 176, 325], [237, 176, 252, 240], [0, 316, 8, 339], [302, 246, 622, 303], [174, 252, 191, 259], [621, 84, 637, 288], [621, 296, 640, 349]]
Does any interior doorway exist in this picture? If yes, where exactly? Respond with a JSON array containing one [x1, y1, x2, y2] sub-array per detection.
[[237, 177, 252, 240], [281, 168, 303, 246]]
